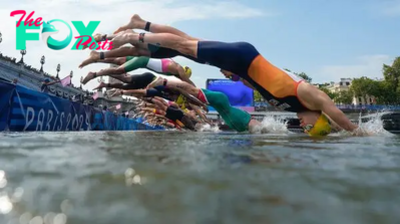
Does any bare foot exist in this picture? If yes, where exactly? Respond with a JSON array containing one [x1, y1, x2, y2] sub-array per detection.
[[114, 14, 146, 34], [81, 72, 97, 84], [146, 76, 165, 89], [93, 81, 107, 90], [79, 51, 100, 68]]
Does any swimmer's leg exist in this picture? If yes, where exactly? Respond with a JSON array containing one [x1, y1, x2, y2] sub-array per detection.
[[96, 57, 126, 66], [105, 46, 150, 58], [115, 32, 198, 58], [81, 31, 130, 50], [93, 82, 124, 90], [114, 14, 199, 41], [123, 56, 150, 72], [146, 77, 206, 109], [120, 89, 147, 98], [108, 73, 132, 83], [81, 66, 125, 84], [203, 89, 252, 132], [81, 57, 148, 84], [79, 47, 149, 68], [147, 76, 198, 95]]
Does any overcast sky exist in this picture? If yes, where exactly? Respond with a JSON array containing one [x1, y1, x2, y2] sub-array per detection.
[[0, 0, 399, 90]]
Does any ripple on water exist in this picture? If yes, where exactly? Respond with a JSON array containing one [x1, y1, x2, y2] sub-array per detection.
[[0, 131, 399, 224]]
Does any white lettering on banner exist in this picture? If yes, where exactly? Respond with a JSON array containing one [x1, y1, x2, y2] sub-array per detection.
[[23, 107, 34, 131], [57, 112, 65, 131], [46, 110, 53, 131], [18, 103, 91, 131], [36, 109, 45, 131], [72, 114, 79, 131], [79, 115, 84, 131], [85, 115, 91, 131], [278, 103, 291, 110], [53, 114, 59, 131], [65, 114, 71, 131]]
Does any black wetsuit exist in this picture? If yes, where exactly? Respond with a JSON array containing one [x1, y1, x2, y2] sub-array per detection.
[[122, 72, 156, 90], [148, 44, 206, 64]]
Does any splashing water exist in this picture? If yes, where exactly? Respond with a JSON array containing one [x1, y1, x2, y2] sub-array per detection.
[[253, 116, 290, 134], [197, 123, 221, 133], [357, 111, 393, 136]]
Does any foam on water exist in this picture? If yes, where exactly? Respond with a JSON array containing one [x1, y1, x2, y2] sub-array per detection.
[[357, 112, 393, 136], [197, 123, 221, 133], [331, 111, 394, 137], [251, 116, 290, 135]]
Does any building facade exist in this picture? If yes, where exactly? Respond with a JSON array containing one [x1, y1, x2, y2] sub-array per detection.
[[325, 78, 376, 105]]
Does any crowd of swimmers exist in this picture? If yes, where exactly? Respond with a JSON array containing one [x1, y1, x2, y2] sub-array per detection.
[[79, 14, 371, 137]]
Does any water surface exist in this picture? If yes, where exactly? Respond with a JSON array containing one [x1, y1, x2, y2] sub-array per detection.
[[0, 130, 399, 224]]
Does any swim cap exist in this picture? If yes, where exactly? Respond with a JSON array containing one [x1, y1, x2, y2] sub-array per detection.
[[183, 66, 192, 78], [304, 114, 331, 137]]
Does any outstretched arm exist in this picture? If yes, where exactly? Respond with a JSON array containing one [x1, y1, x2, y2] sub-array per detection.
[[189, 103, 210, 124], [175, 89, 208, 111], [175, 65, 196, 86], [314, 90, 359, 132]]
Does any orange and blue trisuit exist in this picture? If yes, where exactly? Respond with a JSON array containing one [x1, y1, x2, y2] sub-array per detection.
[[196, 41, 331, 136]]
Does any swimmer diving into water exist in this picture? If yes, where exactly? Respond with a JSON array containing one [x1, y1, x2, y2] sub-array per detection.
[[89, 71, 156, 91], [108, 14, 368, 137], [146, 77, 262, 133], [80, 54, 194, 86]]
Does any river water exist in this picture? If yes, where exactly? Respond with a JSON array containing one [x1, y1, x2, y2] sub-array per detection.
[[0, 117, 399, 224]]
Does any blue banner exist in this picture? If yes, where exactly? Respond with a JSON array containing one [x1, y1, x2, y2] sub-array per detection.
[[0, 82, 163, 132], [206, 79, 254, 112]]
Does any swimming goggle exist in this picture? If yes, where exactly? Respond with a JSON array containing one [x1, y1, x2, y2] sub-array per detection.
[[303, 124, 314, 132], [228, 74, 240, 81]]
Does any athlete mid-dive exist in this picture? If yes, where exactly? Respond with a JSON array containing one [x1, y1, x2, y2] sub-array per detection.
[[80, 54, 194, 86], [108, 14, 369, 137], [87, 71, 157, 91], [146, 77, 261, 133]]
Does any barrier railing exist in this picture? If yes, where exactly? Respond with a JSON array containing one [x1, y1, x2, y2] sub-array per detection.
[[253, 102, 400, 111]]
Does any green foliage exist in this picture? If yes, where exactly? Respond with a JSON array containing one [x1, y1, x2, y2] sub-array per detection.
[[297, 72, 312, 83], [253, 90, 263, 102], [350, 76, 379, 97], [335, 90, 353, 105], [318, 87, 338, 100], [349, 57, 400, 104], [284, 58, 400, 105], [283, 68, 312, 83]]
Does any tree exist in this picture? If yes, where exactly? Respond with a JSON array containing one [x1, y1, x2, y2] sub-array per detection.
[[335, 90, 353, 105], [253, 90, 263, 102], [297, 72, 312, 83], [382, 57, 400, 103], [350, 77, 378, 97], [319, 86, 337, 100], [283, 68, 312, 83]]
